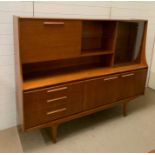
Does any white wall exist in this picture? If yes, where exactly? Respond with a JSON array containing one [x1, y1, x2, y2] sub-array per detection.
[[0, 1, 155, 130], [148, 9, 155, 89], [0, 1, 33, 130]]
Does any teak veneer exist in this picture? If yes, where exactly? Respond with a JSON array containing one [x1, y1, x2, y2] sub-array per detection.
[[14, 16, 148, 143]]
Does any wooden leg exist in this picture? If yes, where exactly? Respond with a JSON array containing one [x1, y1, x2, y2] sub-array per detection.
[[123, 102, 128, 117], [51, 124, 58, 143]]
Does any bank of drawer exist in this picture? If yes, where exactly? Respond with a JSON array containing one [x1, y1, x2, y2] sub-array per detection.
[[23, 82, 84, 129], [24, 89, 68, 128], [19, 19, 81, 63]]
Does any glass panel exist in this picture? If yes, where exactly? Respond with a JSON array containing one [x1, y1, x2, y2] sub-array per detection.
[[114, 21, 145, 65]]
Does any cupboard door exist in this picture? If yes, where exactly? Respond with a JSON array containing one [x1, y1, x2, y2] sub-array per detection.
[[84, 75, 121, 110], [19, 19, 82, 63], [120, 69, 147, 99], [23, 82, 84, 129]]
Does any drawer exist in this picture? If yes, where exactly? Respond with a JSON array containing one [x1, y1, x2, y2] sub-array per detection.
[[19, 19, 82, 63], [24, 99, 68, 128], [23, 82, 84, 129], [46, 86, 68, 100]]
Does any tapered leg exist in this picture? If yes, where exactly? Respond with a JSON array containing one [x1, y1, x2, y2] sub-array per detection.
[[123, 102, 128, 117], [51, 124, 58, 143]]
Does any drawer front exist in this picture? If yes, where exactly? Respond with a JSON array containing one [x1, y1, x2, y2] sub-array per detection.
[[24, 82, 84, 129], [84, 74, 121, 110], [120, 69, 147, 99], [46, 86, 68, 100], [19, 19, 82, 63]]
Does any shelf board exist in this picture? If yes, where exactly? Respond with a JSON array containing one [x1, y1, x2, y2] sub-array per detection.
[[82, 35, 111, 38], [81, 50, 114, 57], [82, 35, 103, 38], [23, 64, 147, 91]]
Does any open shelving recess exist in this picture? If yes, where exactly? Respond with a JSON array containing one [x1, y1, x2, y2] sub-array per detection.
[[81, 20, 118, 61], [23, 63, 147, 91]]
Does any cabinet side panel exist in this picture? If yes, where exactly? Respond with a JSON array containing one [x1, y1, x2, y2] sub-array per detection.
[[13, 16, 24, 130]]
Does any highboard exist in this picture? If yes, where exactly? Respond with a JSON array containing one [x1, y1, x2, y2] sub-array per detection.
[[13, 17, 148, 143]]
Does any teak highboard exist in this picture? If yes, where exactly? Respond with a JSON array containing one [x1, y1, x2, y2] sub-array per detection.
[[14, 17, 148, 143]]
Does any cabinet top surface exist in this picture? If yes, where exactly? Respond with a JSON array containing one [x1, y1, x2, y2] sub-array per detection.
[[14, 16, 148, 22]]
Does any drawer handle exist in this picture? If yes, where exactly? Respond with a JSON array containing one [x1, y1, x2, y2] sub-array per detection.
[[43, 21, 65, 25], [46, 108, 67, 115], [47, 87, 68, 93], [104, 76, 118, 81], [122, 73, 135, 78], [46, 96, 67, 103]]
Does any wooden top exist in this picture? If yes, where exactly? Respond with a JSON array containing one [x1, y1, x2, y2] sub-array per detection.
[[23, 64, 147, 91], [15, 16, 148, 22]]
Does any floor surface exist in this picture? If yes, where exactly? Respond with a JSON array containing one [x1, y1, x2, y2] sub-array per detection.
[[1, 88, 155, 152], [0, 127, 22, 152]]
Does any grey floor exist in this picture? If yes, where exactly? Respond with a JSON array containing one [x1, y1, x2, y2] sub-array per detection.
[[1, 88, 155, 153]]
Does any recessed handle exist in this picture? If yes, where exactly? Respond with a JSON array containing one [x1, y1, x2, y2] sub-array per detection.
[[104, 76, 118, 81], [43, 21, 65, 25], [122, 73, 134, 78], [46, 108, 67, 115], [47, 87, 68, 93], [46, 96, 67, 103]]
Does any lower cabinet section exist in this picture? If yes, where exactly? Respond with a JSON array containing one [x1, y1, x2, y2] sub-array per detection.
[[84, 69, 147, 110], [23, 69, 147, 129]]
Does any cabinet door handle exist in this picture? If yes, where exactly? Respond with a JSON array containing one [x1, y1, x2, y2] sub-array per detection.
[[46, 108, 67, 115], [43, 21, 65, 25], [104, 76, 118, 81], [122, 73, 134, 78], [47, 87, 67, 93], [46, 96, 67, 103]]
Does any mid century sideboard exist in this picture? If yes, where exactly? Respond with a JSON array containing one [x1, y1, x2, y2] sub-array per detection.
[[14, 17, 148, 142]]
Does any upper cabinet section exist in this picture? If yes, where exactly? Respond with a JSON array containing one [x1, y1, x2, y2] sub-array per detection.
[[114, 21, 145, 65], [17, 17, 147, 66], [19, 18, 82, 63]]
